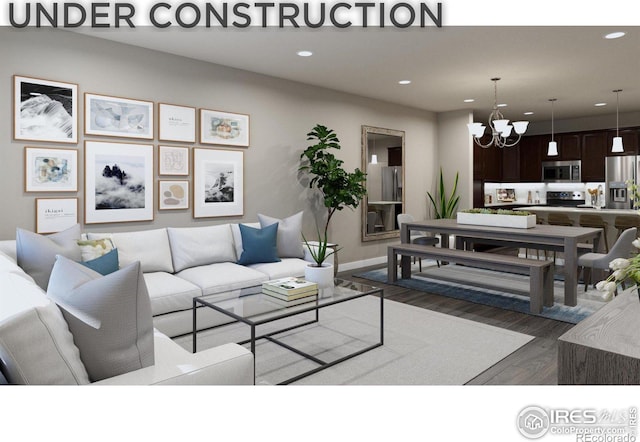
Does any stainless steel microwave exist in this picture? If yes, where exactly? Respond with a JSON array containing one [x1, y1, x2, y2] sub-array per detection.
[[541, 160, 581, 182]]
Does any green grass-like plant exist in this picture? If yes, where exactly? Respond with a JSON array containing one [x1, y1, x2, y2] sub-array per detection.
[[427, 168, 460, 219]]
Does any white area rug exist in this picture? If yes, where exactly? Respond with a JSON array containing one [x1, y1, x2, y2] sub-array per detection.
[[174, 296, 534, 385]]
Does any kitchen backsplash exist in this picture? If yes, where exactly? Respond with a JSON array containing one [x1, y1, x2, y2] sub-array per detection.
[[483, 182, 606, 207]]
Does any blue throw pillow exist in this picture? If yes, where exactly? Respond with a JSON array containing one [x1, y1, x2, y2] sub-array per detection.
[[79, 249, 119, 275], [237, 223, 281, 266]]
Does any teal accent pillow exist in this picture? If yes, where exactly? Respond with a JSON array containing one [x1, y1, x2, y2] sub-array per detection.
[[79, 249, 119, 275], [237, 223, 281, 266]]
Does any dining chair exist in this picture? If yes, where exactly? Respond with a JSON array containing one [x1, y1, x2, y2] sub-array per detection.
[[397, 213, 439, 271], [577, 227, 637, 290]]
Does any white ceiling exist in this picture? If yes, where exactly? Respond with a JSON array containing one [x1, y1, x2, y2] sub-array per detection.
[[80, 26, 640, 123]]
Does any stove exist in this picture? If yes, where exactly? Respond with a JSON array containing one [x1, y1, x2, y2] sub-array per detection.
[[546, 191, 586, 207]]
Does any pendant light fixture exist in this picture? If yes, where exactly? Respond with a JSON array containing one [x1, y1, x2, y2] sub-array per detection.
[[370, 134, 378, 164], [611, 89, 624, 153], [548, 98, 558, 157]]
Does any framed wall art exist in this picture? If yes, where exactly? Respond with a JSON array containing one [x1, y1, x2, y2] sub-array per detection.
[[85, 93, 154, 139], [35, 198, 78, 234], [158, 145, 190, 176], [14, 75, 78, 144], [159, 180, 189, 210], [158, 103, 196, 143], [85, 141, 154, 224], [24, 146, 78, 192], [193, 148, 243, 218], [199, 108, 250, 147]]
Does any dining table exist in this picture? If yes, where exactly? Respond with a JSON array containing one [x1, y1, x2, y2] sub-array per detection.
[[399, 218, 603, 307]]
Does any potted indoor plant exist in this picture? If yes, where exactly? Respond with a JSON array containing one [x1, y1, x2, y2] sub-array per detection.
[[427, 167, 460, 219], [299, 124, 367, 287], [457, 208, 537, 229]]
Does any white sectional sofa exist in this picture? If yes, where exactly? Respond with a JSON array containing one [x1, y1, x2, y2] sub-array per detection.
[[0, 218, 328, 385]]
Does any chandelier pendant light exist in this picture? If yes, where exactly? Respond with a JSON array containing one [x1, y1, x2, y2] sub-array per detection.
[[548, 98, 558, 157], [612, 89, 624, 153], [467, 78, 529, 148]]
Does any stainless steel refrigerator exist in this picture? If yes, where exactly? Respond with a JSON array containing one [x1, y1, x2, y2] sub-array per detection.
[[381, 166, 402, 201], [605, 156, 639, 209]]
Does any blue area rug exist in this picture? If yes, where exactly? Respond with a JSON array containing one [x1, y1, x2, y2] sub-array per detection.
[[354, 266, 605, 324]]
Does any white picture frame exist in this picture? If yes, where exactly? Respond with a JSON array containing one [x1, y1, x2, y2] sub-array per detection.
[[158, 145, 190, 176], [85, 93, 154, 139], [193, 148, 244, 218], [199, 108, 250, 147], [36, 198, 79, 234], [158, 103, 196, 143], [24, 146, 78, 192], [14, 75, 78, 144], [159, 180, 189, 210], [85, 140, 154, 224]]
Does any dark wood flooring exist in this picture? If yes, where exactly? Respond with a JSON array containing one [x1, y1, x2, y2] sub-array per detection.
[[339, 265, 575, 385]]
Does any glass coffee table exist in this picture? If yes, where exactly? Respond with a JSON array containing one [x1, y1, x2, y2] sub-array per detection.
[[192, 278, 384, 385]]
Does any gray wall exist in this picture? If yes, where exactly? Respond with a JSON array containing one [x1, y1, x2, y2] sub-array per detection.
[[1, 28, 437, 266]]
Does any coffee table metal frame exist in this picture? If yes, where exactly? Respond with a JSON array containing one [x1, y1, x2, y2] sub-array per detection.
[[192, 279, 384, 385]]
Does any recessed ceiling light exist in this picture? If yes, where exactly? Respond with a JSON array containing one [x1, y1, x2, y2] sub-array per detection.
[[594, 102, 608, 107], [296, 50, 313, 57], [497, 103, 507, 108], [463, 99, 475, 103], [523, 112, 534, 116], [604, 31, 626, 40], [398, 80, 411, 85]]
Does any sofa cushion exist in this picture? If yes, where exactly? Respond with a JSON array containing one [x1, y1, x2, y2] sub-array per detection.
[[167, 224, 236, 272], [87, 229, 174, 273], [46, 256, 154, 382], [16, 224, 81, 290], [248, 258, 310, 280], [79, 249, 119, 276], [176, 262, 268, 296], [0, 240, 17, 262], [0, 250, 33, 282], [0, 303, 90, 385], [258, 211, 305, 258], [237, 223, 281, 266], [143, 272, 202, 316], [230, 222, 261, 260], [77, 238, 115, 261]]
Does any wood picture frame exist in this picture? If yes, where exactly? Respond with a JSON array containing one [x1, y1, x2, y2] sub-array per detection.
[[158, 180, 189, 210], [84, 140, 154, 224], [85, 93, 154, 139], [158, 145, 190, 176], [24, 146, 78, 192], [35, 197, 79, 234], [158, 103, 196, 143], [193, 148, 244, 218], [14, 75, 78, 144], [199, 108, 250, 147]]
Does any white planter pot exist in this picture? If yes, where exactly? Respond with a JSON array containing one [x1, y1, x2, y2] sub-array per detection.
[[304, 263, 334, 288], [457, 212, 537, 229]]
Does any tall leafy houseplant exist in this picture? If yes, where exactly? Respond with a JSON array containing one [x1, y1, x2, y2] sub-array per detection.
[[427, 168, 460, 219], [299, 124, 367, 266]]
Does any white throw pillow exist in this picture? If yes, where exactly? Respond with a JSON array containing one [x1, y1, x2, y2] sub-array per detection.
[[46, 255, 154, 382], [0, 303, 90, 385], [167, 224, 236, 272], [16, 224, 81, 290], [87, 228, 174, 273], [258, 211, 304, 258]]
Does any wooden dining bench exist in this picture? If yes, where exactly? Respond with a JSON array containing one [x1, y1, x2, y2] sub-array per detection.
[[387, 243, 555, 313]]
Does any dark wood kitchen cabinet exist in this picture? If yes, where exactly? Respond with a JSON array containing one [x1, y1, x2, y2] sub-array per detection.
[[558, 134, 582, 160], [606, 128, 639, 157], [581, 132, 607, 182], [501, 144, 520, 182], [473, 136, 502, 181], [519, 135, 544, 182]]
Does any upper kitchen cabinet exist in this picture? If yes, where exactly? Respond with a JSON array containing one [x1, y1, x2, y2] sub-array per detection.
[[606, 128, 639, 157], [581, 132, 607, 182], [541, 133, 581, 161], [519, 135, 544, 182], [472, 134, 502, 181], [501, 144, 520, 182]]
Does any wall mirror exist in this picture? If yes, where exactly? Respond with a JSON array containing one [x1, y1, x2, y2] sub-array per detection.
[[361, 125, 405, 242]]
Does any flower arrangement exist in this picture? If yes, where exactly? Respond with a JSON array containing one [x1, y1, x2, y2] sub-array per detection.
[[596, 237, 640, 300], [627, 179, 640, 212]]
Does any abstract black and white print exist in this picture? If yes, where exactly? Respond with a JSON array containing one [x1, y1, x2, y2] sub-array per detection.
[[94, 154, 146, 210], [204, 162, 234, 203]]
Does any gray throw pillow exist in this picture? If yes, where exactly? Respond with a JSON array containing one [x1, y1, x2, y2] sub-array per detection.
[[47, 255, 154, 382], [258, 211, 304, 258], [16, 224, 81, 290]]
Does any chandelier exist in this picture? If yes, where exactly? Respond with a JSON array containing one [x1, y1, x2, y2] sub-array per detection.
[[467, 78, 529, 148]]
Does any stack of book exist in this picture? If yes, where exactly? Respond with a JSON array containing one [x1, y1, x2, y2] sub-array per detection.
[[262, 277, 318, 306]]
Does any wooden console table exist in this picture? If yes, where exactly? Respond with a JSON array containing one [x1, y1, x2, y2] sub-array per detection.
[[558, 287, 640, 384]]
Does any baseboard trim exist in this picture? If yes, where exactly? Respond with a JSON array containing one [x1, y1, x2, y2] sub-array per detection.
[[339, 256, 387, 273]]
